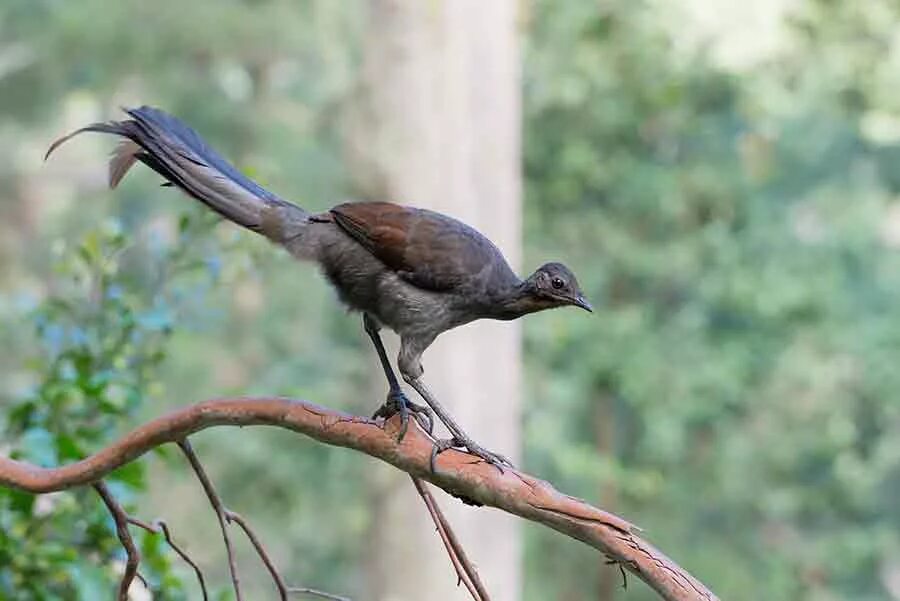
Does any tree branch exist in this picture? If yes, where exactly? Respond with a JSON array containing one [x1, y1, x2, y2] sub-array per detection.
[[95, 480, 213, 598], [93, 481, 141, 601], [177, 438, 243, 600], [225, 510, 287, 598], [286, 586, 351, 601], [411, 475, 490, 600], [176, 438, 343, 601], [126, 516, 209, 599], [0, 397, 719, 601]]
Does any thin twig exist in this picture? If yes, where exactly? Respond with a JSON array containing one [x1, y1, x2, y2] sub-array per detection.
[[135, 570, 149, 589], [225, 510, 288, 600], [126, 516, 209, 600], [93, 481, 141, 601], [410, 475, 490, 601], [606, 556, 629, 589], [286, 587, 353, 601], [95, 481, 208, 598], [177, 438, 243, 601], [178, 440, 345, 601]]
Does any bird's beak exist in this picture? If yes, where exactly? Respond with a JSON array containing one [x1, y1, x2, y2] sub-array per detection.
[[571, 294, 593, 312]]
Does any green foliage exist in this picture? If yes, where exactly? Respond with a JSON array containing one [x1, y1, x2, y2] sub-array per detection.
[[0, 215, 217, 600]]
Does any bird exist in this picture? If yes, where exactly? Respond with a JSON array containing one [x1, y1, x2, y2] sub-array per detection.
[[46, 106, 593, 470]]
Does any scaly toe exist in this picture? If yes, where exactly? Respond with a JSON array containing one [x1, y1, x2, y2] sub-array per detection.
[[461, 442, 513, 473], [429, 437, 464, 472], [373, 391, 434, 441], [410, 404, 434, 434], [396, 406, 410, 441]]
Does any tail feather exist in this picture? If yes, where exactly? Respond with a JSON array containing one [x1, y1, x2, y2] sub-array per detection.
[[46, 106, 309, 242], [109, 140, 140, 188]]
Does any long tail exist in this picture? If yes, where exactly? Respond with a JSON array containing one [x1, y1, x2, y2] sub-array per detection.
[[46, 106, 309, 243]]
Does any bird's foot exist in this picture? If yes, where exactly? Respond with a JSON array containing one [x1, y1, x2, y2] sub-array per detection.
[[429, 436, 514, 474], [372, 391, 434, 440]]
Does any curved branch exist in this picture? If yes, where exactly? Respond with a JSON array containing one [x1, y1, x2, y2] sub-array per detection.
[[0, 397, 719, 601]]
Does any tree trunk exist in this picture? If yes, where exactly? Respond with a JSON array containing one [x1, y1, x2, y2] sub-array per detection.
[[595, 390, 619, 601], [346, 1, 523, 599]]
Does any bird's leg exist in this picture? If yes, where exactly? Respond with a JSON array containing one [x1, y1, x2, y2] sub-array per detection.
[[363, 315, 433, 439], [403, 375, 513, 473]]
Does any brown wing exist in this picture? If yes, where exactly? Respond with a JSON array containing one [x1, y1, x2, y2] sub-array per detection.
[[330, 201, 512, 292]]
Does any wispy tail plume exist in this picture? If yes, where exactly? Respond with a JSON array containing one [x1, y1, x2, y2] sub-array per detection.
[[46, 106, 309, 242]]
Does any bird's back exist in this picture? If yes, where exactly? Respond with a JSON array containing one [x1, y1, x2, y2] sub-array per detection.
[[305, 202, 520, 338], [329, 201, 519, 295]]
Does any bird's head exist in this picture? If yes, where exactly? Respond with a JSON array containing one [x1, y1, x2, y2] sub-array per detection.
[[522, 262, 592, 313]]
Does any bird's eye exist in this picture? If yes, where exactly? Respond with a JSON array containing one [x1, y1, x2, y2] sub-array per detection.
[[551, 277, 565, 289]]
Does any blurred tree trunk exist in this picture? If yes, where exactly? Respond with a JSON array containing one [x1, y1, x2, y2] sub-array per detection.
[[346, 1, 523, 599], [595, 389, 619, 601]]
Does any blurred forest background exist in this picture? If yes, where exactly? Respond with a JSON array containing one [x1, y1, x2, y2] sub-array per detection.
[[3, 0, 900, 600]]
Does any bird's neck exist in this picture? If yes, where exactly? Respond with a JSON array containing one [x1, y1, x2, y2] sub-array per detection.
[[488, 280, 546, 320]]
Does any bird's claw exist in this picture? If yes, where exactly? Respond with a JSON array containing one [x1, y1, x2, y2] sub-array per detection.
[[429, 436, 513, 473], [372, 391, 434, 440]]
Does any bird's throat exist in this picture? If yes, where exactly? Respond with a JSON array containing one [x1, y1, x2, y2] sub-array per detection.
[[488, 282, 552, 320]]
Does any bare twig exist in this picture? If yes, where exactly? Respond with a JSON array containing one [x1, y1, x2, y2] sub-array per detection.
[[0, 397, 719, 601], [93, 483, 209, 598], [93, 481, 141, 601], [177, 438, 243, 601], [411, 476, 490, 600], [126, 516, 209, 600], [135, 570, 150, 589], [286, 586, 352, 601], [225, 510, 289, 599], [178, 440, 343, 601]]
